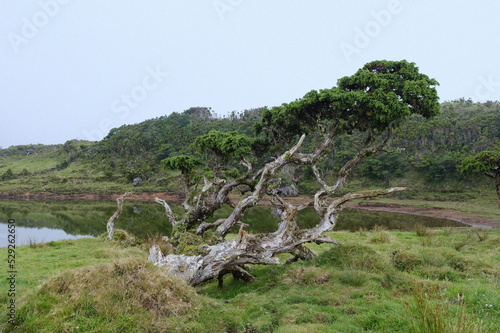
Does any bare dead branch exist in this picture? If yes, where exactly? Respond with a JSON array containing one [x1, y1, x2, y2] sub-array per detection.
[[330, 186, 406, 209], [239, 158, 253, 175], [106, 192, 132, 241], [196, 218, 226, 235], [155, 197, 179, 227], [216, 134, 307, 237]]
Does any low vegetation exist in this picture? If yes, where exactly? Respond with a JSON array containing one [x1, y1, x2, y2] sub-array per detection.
[[2, 227, 498, 332]]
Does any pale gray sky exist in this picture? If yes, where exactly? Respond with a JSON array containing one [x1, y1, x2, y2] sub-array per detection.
[[1, 0, 499, 147]]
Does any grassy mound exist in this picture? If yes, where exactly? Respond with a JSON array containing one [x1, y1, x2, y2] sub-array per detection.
[[13, 259, 192, 332], [10, 259, 240, 333]]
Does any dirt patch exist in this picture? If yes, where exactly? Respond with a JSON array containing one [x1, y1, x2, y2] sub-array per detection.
[[345, 201, 500, 229]]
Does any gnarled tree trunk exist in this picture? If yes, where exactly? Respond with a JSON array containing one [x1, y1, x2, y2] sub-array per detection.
[[148, 132, 404, 286], [149, 187, 405, 286]]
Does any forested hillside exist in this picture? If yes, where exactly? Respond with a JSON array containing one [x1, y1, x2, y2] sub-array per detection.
[[92, 100, 500, 194], [94, 106, 263, 183], [0, 100, 499, 197]]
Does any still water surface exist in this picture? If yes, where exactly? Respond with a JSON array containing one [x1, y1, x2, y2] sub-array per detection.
[[0, 200, 468, 246]]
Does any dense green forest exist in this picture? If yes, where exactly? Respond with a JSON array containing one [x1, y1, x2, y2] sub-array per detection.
[[0, 100, 499, 197]]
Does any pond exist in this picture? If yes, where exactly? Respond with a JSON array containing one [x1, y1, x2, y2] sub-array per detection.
[[0, 200, 468, 246]]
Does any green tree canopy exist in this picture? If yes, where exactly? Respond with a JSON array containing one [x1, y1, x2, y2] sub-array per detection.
[[459, 150, 500, 207], [257, 60, 440, 147], [458, 150, 500, 175], [162, 155, 202, 175], [193, 130, 252, 165]]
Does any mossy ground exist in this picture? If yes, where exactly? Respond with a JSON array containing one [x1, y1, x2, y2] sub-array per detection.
[[2, 227, 499, 332]]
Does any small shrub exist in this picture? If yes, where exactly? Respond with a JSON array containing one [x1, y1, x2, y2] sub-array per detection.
[[1, 168, 16, 180]]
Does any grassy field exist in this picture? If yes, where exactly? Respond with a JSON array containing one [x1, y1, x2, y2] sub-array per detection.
[[2, 227, 499, 332], [0, 152, 169, 195]]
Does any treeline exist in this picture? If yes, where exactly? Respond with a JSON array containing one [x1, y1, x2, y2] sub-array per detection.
[[354, 99, 500, 184], [92, 106, 264, 182], [85, 100, 499, 188]]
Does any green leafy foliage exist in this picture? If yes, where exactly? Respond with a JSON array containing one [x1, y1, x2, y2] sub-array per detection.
[[1, 168, 15, 181], [193, 130, 252, 166], [458, 150, 500, 205], [258, 60, 440, 147], [161, 155, 202, 175], [458, 151, 500, 175]]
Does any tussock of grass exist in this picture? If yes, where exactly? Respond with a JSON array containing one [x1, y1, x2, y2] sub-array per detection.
[[283, 267, 331, 286], [369, 231, 393, 243], [406, 286, 493, 333], [414, 223, 429, 237], [338, 270, 368, 287], [11, 258, 242, 333], [310, 243, 384, 271], [13, 259, 197, 332], [139, 233, 175, 255]]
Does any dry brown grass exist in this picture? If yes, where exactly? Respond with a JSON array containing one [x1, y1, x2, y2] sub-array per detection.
[[29, 258, 201, 332]]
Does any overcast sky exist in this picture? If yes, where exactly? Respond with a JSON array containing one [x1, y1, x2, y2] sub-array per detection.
[[1, 0, 499, 148]]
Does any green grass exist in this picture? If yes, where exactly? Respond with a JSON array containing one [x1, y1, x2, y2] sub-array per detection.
[[0, 145, 131, 195], [0, 155, 177, 195], [3, 228, 499, 332]]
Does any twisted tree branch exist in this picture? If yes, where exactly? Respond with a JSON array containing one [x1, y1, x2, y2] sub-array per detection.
[[106, 192, 132, 241]]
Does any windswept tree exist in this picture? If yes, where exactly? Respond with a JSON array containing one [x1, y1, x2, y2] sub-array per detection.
[[459, 150, 500, 207], [147, 60, 440, 286]]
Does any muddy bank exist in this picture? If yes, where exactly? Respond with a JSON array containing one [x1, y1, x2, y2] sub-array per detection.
[[345, 202, 499, 229], [1, 191, 498, 229]]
